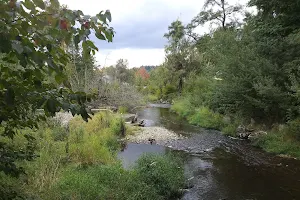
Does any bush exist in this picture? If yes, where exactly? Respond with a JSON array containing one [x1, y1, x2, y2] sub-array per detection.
[[0, 173, 24, 200], [68, 112, 123, 166], [171, 98, 194, 118], [135, 154, 185, 199], [286, 118, 300, 141], [52, 126, 68, 142], [147, 94, 159, 102], [110, 117, 126, 137], [118, 106, 128, 114], [53, 154, 185, 200], [188, 106, 225, 130], [53, 164, 162, 200], [222, 123, 238, 136], [254, 127, 300, 158]]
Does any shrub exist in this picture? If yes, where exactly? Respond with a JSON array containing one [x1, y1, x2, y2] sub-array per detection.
[[53, 165, 161, 200], [171, 98, 194, 118], [52, 126, 68, 142], [148, 94, 159, 102], [110, 117, 126, 137], [118, 106, 128, 114], [135, 154, 185, 199], [0, 173, 23, 200], [286, 118, 300, 141], [254, 127, 300, 158], [68, 112, 122, 166], [188, 106, 224, 130], [222, 123, 238, 136]]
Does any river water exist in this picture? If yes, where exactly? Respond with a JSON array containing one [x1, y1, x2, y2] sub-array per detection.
[[118, 104, 300, 200]]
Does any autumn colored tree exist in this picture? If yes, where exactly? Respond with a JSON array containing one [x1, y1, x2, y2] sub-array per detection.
[[136, 67, 150, 80]]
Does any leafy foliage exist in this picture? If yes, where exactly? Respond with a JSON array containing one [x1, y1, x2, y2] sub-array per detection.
[[146, 0, 300, 152], [0, 0, 114, 177]]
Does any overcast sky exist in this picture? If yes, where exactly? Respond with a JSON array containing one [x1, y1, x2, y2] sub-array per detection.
[[60, 0, 250, 68]]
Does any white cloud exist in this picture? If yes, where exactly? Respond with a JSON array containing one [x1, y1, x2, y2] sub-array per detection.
[[60, 0, 253, 67], [95, 48, 165, 68]]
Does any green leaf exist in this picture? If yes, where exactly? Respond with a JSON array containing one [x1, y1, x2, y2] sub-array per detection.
[[12, 41, 24, 54], [33, 0, 45, 9], [46, 99, 56, 114], [5, 88, 15, 106], [23, 0, 36, 11], [74, 35, 80, 49], [105, 10, 112, 22], [86, 40, 98, 51], [55, 73, 66, 84], [50, 0, 60, 8], [103, 30, 113, 42], [95, 32, 106, 40]]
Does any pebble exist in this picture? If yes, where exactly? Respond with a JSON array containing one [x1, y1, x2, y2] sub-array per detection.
[[126, 126, 186, 145]]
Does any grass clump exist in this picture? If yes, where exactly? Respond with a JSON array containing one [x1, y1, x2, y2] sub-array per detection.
[[254, 122, 300, 158], [68, 112, 124, 166], [52, 154, 185, 200], [187, 106, 224, 130], [221, 123, 238, 136], [1, 112, 186, 200], [135, 154, 185, 199], [118, 106, 128, 114], [53, 164, 160, 200], [171, 98, 194, 118]]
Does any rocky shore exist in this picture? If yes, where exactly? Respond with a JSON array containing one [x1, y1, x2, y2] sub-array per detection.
[[126, 126, 186, 146]]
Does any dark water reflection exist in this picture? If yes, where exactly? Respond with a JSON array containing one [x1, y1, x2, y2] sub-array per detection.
[[118, 104, 300, 200]]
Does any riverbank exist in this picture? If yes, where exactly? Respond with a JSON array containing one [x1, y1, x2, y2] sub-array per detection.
[[1, 111, 185, 200], [126, 126, 186, 145], [119, 104, 300, 199], [171, 101, 300, 159]]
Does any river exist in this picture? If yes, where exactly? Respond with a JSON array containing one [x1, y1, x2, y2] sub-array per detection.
[[118, 104, 300, 200]]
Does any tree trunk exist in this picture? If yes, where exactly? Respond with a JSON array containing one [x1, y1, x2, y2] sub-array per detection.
[[221, 0, 226, 29], [178, 77, 183, 95]]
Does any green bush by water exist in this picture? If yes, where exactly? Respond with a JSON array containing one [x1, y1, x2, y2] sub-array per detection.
[[1, 112, 186, 199], [171, 98, 194, 118], [53, 154, 185, 200], [135, 154, 185, 199], [254, 122, 300, 158], [187, 106, 224, 130]]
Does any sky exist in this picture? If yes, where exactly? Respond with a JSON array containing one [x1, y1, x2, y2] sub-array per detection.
[[60, 0, 251, 68]]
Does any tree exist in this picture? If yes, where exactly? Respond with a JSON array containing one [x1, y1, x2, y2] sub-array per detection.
[[186, 0, 243, 38], [136, 67, 150, 80], [0, 0, 114, 178], [104, 59, 134, 84], [164, 20, 202, 94], [65, 44, 98, 93], [247, 0, 300, 122]]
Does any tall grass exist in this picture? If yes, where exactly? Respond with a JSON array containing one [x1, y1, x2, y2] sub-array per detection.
[[1, 112, 126, 198], [187, 106, 225, 130], [1, 112, 186, 200], [171, 98, 194, 118], [135, 154, 185, 199], [172, 99, 241, 136], [254, 122, 300, 158], [52, 154, 184, 200]]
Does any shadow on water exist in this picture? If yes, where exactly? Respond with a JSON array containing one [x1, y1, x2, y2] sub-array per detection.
[[118, 104, 300, 200]]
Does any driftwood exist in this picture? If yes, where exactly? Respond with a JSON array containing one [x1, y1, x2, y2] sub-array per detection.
[[131, 113, 138, 124], [132, 120, 145, 127]]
